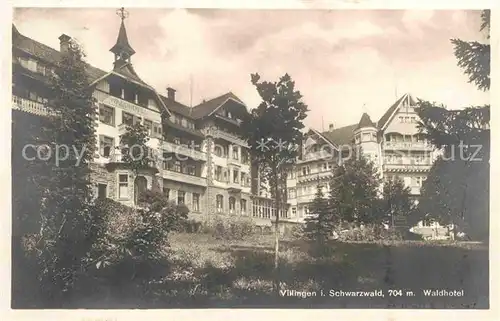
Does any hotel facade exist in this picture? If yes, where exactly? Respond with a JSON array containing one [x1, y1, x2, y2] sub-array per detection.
[[12, 12, 439, 232]]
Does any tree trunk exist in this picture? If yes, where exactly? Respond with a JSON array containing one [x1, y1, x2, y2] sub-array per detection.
[[271, 173, 281, 294]]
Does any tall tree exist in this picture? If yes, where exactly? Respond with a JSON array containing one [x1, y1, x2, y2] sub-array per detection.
[[33, 41, 98, 305], [241, 73, 308, 293], [416, 10, 490, 240], [304, 183, 335, 241], [329, 148, 382, 226], [381, 178, 413, 227]]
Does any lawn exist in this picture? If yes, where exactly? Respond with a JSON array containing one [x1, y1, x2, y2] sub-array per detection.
[[64, 232, 488, 309]]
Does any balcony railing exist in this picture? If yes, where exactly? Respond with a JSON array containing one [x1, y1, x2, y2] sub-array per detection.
[[300, 151, 335, 162], [383, 163, 432, 172], [214, 129, 248, 147], [162, 170, 207, 187], [297, 170, 333, 182], [383, 141, 433, 151], [12, 95, 56, 116], [163, 141, 207, 162]]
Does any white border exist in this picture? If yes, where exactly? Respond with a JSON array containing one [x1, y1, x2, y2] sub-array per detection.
[[1, 2, 498, 321]]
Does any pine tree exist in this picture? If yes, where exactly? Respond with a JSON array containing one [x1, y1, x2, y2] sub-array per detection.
[[382, 178, 413, 227], [330, 148, 382, 226], [416, 10, 490, 240], [304, 183, 335, 241], [34, 42, 97, 305]]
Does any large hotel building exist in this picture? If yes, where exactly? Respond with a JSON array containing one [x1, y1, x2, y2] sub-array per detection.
[[12, 12, 438, 232]]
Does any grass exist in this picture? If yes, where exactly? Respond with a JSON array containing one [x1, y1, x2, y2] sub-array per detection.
[[19, 232, 486, 309], [67, 232, 488, 309]]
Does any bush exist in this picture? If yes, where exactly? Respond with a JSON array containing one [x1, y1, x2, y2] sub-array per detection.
[[205, 215, 255, 240], [335, 223, 403, 242], [85, 192, 189, 285]]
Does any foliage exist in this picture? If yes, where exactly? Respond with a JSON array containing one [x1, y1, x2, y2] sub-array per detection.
[[381, 178, 414, 226], [26, 42, 98, 305], [450, 9, 490, 91], [416, 9, 490, 241], [206, 215, 255, 240], [240, 73, 309, 289], [119, 122, 153, 173], [329, 148, 382, 225], [87, 194, 188, 283], [303, 184, 335, 241], [334, 224, 403, 242]]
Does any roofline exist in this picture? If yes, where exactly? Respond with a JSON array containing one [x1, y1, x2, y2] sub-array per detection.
[[207, 97, 248, 117], [89, 71, 171, 116], [309, 128, 339, 151], [379, 93, 410, 132]]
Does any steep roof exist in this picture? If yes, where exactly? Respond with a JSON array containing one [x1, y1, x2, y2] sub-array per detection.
[[109, 20, 136, 57], [12, 24, 106, 82], [377, 93, 418, 130], [356, 112, 375, 130], [190, 92, 245, 119], [112, 60, 148, 87], [321, 124, 357, 146], [159, 95, 193, 118]]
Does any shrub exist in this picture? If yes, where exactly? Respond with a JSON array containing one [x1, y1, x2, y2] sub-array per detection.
[[206, 215, 255, 240], [85, 192, 189, 285], [335, 223, 403, 242]]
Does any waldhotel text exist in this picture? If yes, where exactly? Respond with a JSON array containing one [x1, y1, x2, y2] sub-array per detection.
[[280, 289, 465, 298]]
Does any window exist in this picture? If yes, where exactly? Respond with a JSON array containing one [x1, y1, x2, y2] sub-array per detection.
[[216, 194, 223, 212], [399, 116, 404, 123], [118, 174, 128, 199], [174, 161, 181, 172], [232, 146, 239, 160], [229, 197, 236, 214], [144, 119, 153, 135], [177, 191, 185, 204], [288, 188, 296, 199], [122, 111, 134, 126], [187, 165, 196, 176], [99, 135, 114, 157], [99, 104, 115, 126], [192, 193, 200, 212], [214, 146, 223, 157], [153, 123, 162, 137], [97, 183, 107, 199], [241, 199, 247, 214], [322, 163, 328, 171], [233, 169, 239, 183], [181, 118, 187, 127], [292, 207, 297, 217], [163, 187, 170, 200], [242, 149, 250, 164], [215, 166, 222, 181]]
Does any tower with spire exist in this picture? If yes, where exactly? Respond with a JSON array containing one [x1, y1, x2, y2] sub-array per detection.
[[353, 112, 381, 170], [110, 7, 136, 65]]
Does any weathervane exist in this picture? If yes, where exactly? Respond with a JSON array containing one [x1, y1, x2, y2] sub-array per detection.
[[116, 7, 129, 21]]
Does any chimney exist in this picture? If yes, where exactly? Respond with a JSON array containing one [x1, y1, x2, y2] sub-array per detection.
[[329, 123, 334, 131], [167, 87, 176, 101], [58, 34, 72, 53]]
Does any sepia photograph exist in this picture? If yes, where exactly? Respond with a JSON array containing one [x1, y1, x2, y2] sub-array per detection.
[[10, 6, 490, 310]]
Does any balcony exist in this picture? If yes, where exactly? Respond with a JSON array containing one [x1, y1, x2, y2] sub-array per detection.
[[214, 129, 248, 147], [296, 194, 315, 204], [163, 141, 207, 162], [162, 170, 207, 187], [228, 181, 242, 192], [299, 151, 335, 163], [297, 170, 334, 183], [383, 163, 432, 172], [12, 95, 56, 116], [383, 141, 433, 151]]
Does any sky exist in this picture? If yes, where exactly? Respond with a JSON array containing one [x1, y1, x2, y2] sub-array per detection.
[[13, 8, 489, 130]]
